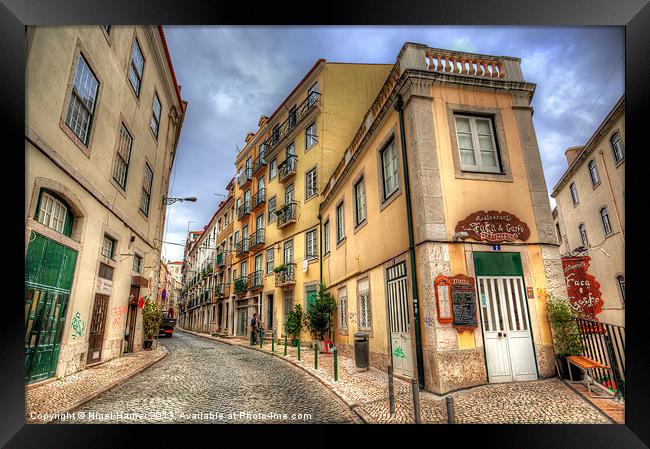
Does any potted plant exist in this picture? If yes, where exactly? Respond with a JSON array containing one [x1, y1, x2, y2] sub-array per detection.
[[546, 292, 584, 380], [142, 297, 162, 350], [304, 284, 337, 353], [273, 264, 286, 274], [275, 204, 288, 218], [285, 304, 304, 347]]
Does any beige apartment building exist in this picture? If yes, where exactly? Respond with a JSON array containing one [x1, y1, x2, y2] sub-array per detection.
[[552, 96, 625, 327], [25, 26, 186, 383]]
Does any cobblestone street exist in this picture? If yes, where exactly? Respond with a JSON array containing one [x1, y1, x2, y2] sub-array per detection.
[[63, 331, 357, 424]]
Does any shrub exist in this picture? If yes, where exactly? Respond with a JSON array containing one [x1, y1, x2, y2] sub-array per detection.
[[546, 292, 583, 357], [304, 284, 337, 341], [285, 304, 304, 339], [143, 298, 163, 341]]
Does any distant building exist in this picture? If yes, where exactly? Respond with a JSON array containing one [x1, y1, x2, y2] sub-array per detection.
[[25, 26, 186, 383], [552, 96, 624, 326]]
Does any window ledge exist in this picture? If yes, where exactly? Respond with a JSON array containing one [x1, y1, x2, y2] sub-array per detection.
[[353, 219, 368, 235], [592, 181, 601, 190], [456, 169, 513, 183]]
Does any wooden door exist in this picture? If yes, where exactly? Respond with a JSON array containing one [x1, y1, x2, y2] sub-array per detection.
[[87, 294, 109, 364], [386, 262, 413, 377]]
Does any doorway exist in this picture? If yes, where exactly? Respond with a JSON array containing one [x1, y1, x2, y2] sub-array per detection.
[[474, 252, 537, 383], [386, 262, 414, 377], [87, 293, 109, 365]]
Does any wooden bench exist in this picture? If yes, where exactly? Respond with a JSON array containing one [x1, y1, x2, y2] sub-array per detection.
[[566, 355, 616, 398]]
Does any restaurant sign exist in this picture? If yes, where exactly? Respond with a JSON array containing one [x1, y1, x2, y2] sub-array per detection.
[[561, 256, 603, 319], [455, 210, 530, 243]]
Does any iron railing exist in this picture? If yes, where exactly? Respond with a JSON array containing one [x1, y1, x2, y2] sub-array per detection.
[[216, 252, 225, 267], [252, 150, 267, 175], [237, 167, 252, 188], [237, 201, 251, 220], [274, 263, 296, 287], [276, 202, 297, 229], [249, 270, 264, 290], [234, 276, 249, 294], [262, 92, 321, 153], [576, 318, 625, 399], [278, 155, 297, 183], [252, 188, 266, 210], [214, 283, 224, 298], [250, 228, 265, 249], [235, 238, 249, 257]]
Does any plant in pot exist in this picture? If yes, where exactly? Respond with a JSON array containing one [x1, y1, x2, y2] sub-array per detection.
[[273, 264, 286, 274], [285, 304, 304, 347], [142, 297, 162, 350], [304, 284, 337, 353], [546, 292, 584, 380]]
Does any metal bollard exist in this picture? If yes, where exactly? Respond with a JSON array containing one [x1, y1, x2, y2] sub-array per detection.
[[446, 396, 456, 424], [260, 329, 263, 348], [314, 345, 318, 369], [272, 332, 275, 353], [411, 378, 422, 424], [250, 331, 253, 346], [284, 334, 287, 356], [388, 365, 395, 415], [297, 340, 301, 361], [333, 347, 338, 382]]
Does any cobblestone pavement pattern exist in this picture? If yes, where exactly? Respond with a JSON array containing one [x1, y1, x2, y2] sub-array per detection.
[[65, 331, 357, 423]]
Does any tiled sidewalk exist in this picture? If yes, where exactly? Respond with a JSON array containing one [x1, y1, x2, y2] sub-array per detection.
[[26, 345, 168, 424], [182, 329, 613, 424]]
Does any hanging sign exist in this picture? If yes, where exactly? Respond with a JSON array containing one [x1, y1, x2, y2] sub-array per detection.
[[96, 278, 113, 295], [561, 256, 603, 320], [450, 274, 478, 332], [455, 210, 530, 242], [434, 274, 453, 324]]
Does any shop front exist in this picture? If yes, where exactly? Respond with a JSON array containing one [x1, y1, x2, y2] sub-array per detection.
[[235, 295, 260, 337]]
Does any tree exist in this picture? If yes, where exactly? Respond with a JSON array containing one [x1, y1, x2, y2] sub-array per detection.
[[304, 284, 337, 341], [143, 297, 163, 341]]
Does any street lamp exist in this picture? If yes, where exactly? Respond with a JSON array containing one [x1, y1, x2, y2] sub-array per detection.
[[162, 196, 198, 205]]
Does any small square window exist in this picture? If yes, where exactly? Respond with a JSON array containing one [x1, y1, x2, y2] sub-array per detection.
[[102, 234, 116, 259]]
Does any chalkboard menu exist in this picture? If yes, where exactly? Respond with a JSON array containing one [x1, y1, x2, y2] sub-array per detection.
[[450, 274, 478, 331]]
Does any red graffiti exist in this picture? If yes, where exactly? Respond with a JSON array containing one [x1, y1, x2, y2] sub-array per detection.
[[561, 256, 603, 320]]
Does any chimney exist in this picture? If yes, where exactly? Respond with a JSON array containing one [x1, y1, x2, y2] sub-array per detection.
[[564, 146, 584, 166]]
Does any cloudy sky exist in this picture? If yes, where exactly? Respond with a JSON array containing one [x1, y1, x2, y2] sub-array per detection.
[[161, 26, 624, 262]]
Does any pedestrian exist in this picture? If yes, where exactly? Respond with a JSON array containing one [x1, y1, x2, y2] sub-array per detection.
[[256, 313, 263, 342], [250, 312, 258, 344]]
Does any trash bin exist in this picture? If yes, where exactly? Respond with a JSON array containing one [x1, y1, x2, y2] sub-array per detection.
[[354, 332, 369, 371]]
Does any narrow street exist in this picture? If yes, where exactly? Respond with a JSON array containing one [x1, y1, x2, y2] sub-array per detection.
[[65, 331, 357, 424]]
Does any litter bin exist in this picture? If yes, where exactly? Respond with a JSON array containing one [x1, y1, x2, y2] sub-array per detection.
[[354, 332, 369, 371]]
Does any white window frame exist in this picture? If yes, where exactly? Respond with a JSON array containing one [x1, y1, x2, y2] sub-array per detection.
[[380, 140, 399, 201], [588, 160, 600, 186], [268, 196, 277, 223], [151, 93, 161, 138], [579, 224, 589, 247], [269, 159, 278, 180], [102, 234, 116, 260], [323, 219, 330, 255], [338, 286, 347, 330], [65, 53, 99, 146], [37, 192, 68, 234], [112, 123, 133, 190], [453, 114, 501, 174], [357, 278, 372, 330], [306, 121, 317, 149], [140, 163, 154, 216], [336, 202, 345, 243], [306, 167, 317, 199], [266, 248, 274, 274], [133, 254, 142, 274], [611, 132, 624, 163], [570, 182, 579, 206], [305, 229, 318, 260], [600, 207, 612, 235], [128, 38, 145, 97], [354, 176, 367, 226], [617, 275, 625, 304]]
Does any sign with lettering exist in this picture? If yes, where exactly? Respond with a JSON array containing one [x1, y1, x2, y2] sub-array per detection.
[[561, 256, 603, 320], [450, 274, 478, 332], [96, 277, 112, 295], [455, 210, 530, 243], [434, 274, 453, 324]]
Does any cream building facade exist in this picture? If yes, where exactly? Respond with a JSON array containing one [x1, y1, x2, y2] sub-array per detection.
[[552, 97, 625, 327], [25, 26, 186, 383]]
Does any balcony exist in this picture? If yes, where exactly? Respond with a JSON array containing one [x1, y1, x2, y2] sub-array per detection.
[[237, 201, 251, 221], [249, 270, 264, 290], [252, 149, 267, 176], [276, 202, 297, 229], [249, 228, 265, 251], [235, 238, 249, 257], [251, 188, 266, 211], [262, 92, 321, 154], [216, 252, 225, 268], [278, 155, 297, 183], [234, 276, 249, 294], [237, 167, 252, 189], [214, 282, 224, 299], [274, 263, 296, 287]]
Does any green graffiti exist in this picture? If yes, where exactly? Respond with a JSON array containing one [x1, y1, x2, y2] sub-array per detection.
[[71, 312, 86, 338], [393, 347, 405, 358]]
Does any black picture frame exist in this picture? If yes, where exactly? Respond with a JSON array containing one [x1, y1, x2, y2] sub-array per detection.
[[3, 0, 648, 447]]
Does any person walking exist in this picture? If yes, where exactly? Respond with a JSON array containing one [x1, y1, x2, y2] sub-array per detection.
[[250, 312, 258, 344]]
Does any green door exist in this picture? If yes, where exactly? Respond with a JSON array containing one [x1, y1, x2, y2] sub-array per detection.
[[306, 288, 318, 314], [25, 232, 78, 383]]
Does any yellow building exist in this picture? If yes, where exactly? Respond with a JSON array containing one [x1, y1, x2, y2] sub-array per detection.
[[320, 43, 565, 394], [25, 26, 186, 383], [229, 60, 392, 339]]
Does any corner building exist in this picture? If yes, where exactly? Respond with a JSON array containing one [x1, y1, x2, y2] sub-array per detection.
[[320, 43, 566, 394]]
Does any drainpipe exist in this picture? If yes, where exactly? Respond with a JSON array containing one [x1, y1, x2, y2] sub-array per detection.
[[395, 94, 425, 390]]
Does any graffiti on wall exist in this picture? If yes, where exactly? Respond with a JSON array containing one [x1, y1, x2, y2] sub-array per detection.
[[561, 256, 604, 319], [110, 305, 129, 328], [71, 312, 86, 339]]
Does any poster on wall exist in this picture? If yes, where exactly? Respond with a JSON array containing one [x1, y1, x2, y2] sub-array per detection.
[[434, 274, 453, 324], [455, 210, 531, 242], [450, 274, 478, 332], [561, 256, 603, 320]]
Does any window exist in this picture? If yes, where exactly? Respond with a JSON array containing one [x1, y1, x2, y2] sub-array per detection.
[[308, 81, 319, 106], [555, 223, 562, 244], [266, 248, 274, 274], [150, 93, 161, 138], [570, 182, 579, 206], [600, 207, 612, 235], [338, 287, 348, 330], [611, 132, 624, 163], [269, 159, 278, 180], [133, 254, 142, 274], [306, 121, 317, 149], [454, 115, 500, 173], [336, 202, 345, 243], [286, 142, 295, 157], [617, 275, 625, 304], [354, 177, 367, 226], [324, 219, 330, 255], [102, 234, 116, 259], [112, 123, 133, 189], [579, 224, 589, 247], [128, 38, 144, 97], [36, 191, 72, 236], [268, 196, 276, 223], [288, 105, 297, 129], [65, 53, 99, 145], [306, 229, 318, 260], [306, 167, 317, 199], [380, 140, 400, 200], [588, 160, 600, 186], [140, 163, 153, 216], [285, 183, 294, 204], [98, 262, 114, 280], [357, 278, 372, 330], [284, 240, 294, 264]]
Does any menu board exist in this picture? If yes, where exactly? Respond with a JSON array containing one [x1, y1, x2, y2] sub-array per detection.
[[450, 274, 478, 331], [434, 274, 453, 324]]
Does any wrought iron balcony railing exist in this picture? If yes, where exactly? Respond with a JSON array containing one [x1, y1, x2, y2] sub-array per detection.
[[214, 282, 224, 298], [251, 188, 266, 210], [252, 149, 267, 175], [235, 238, 250, 257], [249, 270, 264, 290], [234, 276, 249, 294], [278, 155, 297, 183], [250, 228, 265, 250], [237, 201, 251, 220], [276, 202, 297, 229], [274, 263, 296, 287], [216, 252, 225, 267], [262, 92, 321, 153]]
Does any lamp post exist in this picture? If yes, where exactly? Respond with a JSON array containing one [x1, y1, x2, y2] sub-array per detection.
[[162, 196, 198, 205]]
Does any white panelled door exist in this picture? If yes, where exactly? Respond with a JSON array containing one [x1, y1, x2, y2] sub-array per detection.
[[478, 276, 537, 382], [386, 262, 413, 377]]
